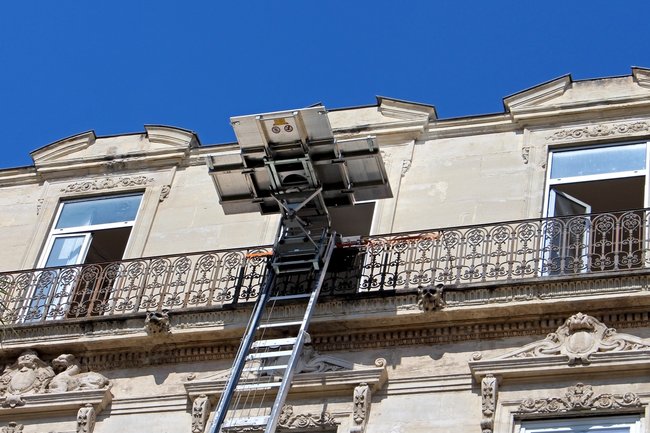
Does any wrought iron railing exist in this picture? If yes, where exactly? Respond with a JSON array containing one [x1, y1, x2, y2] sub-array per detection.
[[0, 209, 648, 324]]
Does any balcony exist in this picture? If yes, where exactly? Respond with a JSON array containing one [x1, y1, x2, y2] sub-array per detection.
[[1, 209, 648, 324]]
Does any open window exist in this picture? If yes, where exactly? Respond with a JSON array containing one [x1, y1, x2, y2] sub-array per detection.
[[28, 193, 142, 320], [544, 142, 649, 274]]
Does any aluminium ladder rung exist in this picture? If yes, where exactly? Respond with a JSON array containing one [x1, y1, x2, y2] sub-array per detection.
[[258, 320, 303, 329], [242, 364, 288, 373], [268, 293, 311, 301], [222, 415, 269, 429], [251, 337, 297, 349], [235, 382, 281, 391], [245, 350, 293, 360]]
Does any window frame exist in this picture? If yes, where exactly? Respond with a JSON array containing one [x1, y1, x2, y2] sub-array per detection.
[[519, 414, 643, 433], [543, 141, 650, 219], [37, 192, 144, 269]]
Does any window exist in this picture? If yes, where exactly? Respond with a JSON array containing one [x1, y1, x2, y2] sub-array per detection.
[[543, 142, 649, 274], [520, 415, 642, 433], [546, 142, 648, 217], [28, 193, 143, 320]]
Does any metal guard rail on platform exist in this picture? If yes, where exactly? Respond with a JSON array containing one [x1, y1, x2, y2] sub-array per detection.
[[1, 208, 649, 324]]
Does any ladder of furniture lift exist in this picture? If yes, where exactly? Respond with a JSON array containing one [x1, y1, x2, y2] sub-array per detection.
[[209, 233, 336, 433]]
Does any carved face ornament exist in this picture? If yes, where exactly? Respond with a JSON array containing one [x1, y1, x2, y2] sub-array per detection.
[[562, 314, 598, 360]]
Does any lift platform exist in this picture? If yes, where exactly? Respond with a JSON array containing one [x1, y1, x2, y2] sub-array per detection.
[[206, 106, 391, 433]]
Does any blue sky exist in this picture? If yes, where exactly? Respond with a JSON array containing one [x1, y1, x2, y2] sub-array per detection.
[[1, 1, 649, 168]]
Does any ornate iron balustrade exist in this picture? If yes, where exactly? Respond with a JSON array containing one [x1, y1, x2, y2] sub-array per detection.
[[361, 208, 648, 289], [0, 208, 648, 324]]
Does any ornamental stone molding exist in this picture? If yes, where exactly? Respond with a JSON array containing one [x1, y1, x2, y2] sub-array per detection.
[[350, 383, 370, 433], [487, 312, 650, 365], [60, 175, 154, 193], [469, 312, 650, 384], [191, 395, 211, 433], [516, 383, 642, 414], [546, 120, 650, 141], [48, 354, 110, 393], [278, 405, 338, 430], [184, 357, 387, 433], [480, 374, 498, 433], [295, 345, 356, 374], [185, 355, 387, 398], [0, 350, 54, 405], [77, 404, 96, 433], [159, 184, 171, 202], [0, 350, 111, 410]]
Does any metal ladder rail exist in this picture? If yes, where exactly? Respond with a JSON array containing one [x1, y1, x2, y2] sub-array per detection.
[[208, 268, 276, 433], [264, 231, 336, 433]]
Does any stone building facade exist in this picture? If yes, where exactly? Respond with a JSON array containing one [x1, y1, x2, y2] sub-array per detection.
[[2, 68, 650, 432]]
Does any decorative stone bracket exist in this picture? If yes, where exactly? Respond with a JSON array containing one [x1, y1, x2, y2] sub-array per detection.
[[480, 375, 498, 433], [350, 383, 370, 433]]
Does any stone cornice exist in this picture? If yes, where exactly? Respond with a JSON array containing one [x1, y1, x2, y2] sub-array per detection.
[[470, 350, 650, 382], [0, 389, 111, 420], [184, 359, 387, 400], [332, 119, 430, 141], [423, 114, 516, 140], [0, 167, 38, 187]]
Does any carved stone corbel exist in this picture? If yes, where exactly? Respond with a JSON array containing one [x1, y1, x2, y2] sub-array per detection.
[[350, 383, 370, 433], [145, 310, 171, 335], [417, 284, 445, 312], [192, 394, 211, 433], [77, 404, 96, 433], [480, 374, 498, 433]]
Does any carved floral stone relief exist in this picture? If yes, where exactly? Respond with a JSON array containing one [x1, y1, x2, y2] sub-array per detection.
[[350, 383, 370, 433], [517, 383, 642, 414], [278, 405, 337, 430], [0, 350, 110, 408], [546, 121, 650, 141], [60, 176, 154, 193], [191, 395, 211, 433], [480, 375, 498, 433]]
